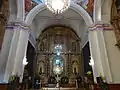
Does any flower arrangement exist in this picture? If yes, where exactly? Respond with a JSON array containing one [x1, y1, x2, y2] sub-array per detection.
[[87, 71, 92, 76], [61, 76, 69, 84], [8, 74, 20, 90], [100, 73, 106, 82], [86, 71, 93, 80], [97, 73, 108, 90]]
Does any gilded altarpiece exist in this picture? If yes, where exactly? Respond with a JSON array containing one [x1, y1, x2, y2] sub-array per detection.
[[35, 26, 83, 84], [111, 0, 120, 48], [0, 0, 9, 50]]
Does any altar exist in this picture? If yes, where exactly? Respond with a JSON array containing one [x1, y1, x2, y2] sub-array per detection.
[[35, 27, 83, 86], [42, 87, 77, 90]]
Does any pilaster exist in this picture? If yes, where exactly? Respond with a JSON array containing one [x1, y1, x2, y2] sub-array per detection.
[[0, 23, 14, 82], [3, 21, 29, 83], [88, 23, 113, 83], [103, 25, 120, 83]]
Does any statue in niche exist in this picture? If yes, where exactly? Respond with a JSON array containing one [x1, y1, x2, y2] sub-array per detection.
[[72, 61, 78, 75], [39, 67, 42, 75], [111, 0, 120, 49], [38, 61, 44, 75], [40, 42, 44, 51], [72, 41, 76, 52]]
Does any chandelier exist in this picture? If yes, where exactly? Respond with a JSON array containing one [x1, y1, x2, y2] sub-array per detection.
[[45, 0, 71, 14]]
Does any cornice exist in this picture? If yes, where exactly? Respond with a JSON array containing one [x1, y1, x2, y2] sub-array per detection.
[[88, 23, 114, 31], [5, 21, 30, 31]]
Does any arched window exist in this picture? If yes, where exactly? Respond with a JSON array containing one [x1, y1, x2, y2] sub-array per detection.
[[72, 61, 78, 74]]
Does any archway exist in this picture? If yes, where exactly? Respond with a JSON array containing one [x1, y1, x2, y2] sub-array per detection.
[[25, 2, 93, 51], [33, 26, 83, 86], [24, 2, 94, 87], [25, 3, 93, 26]]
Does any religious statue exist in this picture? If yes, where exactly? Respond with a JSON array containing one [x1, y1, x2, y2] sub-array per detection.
[[55, 75, 61, 88], [72, 61, 78, 74], [111, 0, 120, 49]]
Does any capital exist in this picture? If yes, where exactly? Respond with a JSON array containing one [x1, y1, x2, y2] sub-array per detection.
[[5, 21, 30, 31], [88, 22, 114, 31]]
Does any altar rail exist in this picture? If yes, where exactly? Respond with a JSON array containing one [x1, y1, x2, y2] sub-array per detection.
[[0, 83, 120, 90], [42, 88, 77, 90], [41, 83, 76, 88]]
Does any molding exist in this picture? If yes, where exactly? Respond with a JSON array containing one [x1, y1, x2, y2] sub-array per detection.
[[88, 23, 114, 31], [5, 21, 30, 31], [35, 15, 84, 21]]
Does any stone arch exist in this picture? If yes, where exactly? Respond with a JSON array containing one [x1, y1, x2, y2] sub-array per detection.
[[25, 3, 93, 26]]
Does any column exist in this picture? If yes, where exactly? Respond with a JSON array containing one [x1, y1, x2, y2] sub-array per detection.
[[103, 28, 120, 83], [91, 0, 113, 83], [88, 24, 112, 83], [101, 0, 120, 83], [3, 21, 29, 82]]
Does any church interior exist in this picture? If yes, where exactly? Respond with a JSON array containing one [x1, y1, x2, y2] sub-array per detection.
[[0, 0, 120, 90]]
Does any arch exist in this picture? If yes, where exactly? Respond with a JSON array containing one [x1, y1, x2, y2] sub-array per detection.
[[41, 25, 80, 39], [25, 3, 93, 26]]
